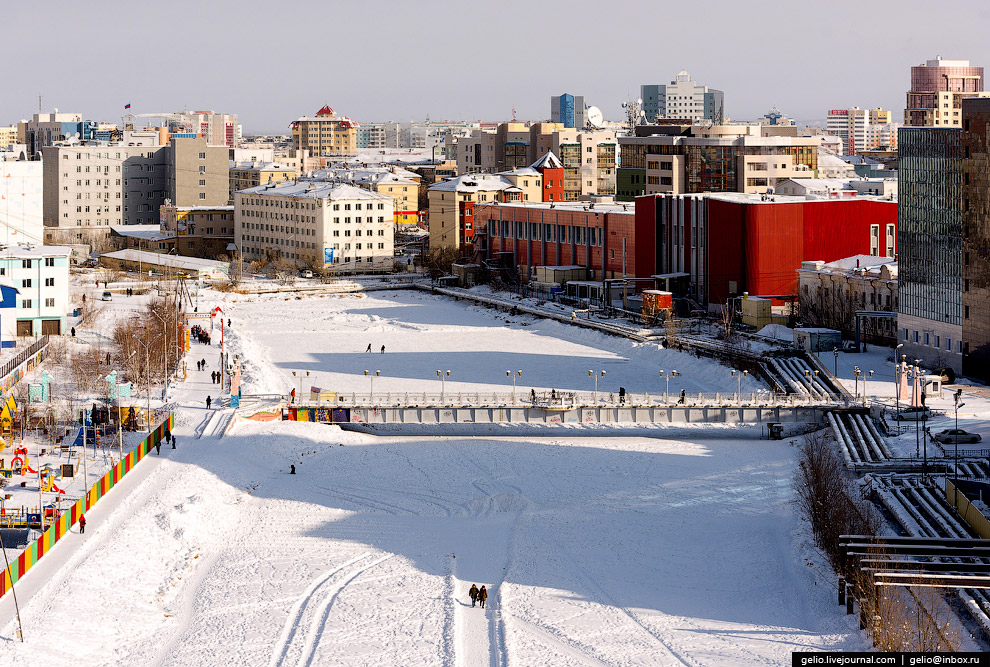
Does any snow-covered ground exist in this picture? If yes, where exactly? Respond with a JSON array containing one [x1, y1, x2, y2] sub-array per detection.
[[0, 288, 869, 665]]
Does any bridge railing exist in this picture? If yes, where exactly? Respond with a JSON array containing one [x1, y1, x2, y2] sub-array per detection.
[[292, 390, 854, 409]]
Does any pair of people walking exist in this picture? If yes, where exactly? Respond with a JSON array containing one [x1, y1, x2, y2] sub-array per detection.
[[365, 343, 385, 354], [468, 584, 488, 608], [197, 359, 208, 372], [210, 370, 221, 385]]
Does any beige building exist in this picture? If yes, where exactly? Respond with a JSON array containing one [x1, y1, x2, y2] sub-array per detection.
[[0, 125, 17, 149], [291, 105, 358, 157], [229, 161, 297, 202], [798, 255, 897, 340], [168, 137, 229, 208], [303, 166, 421, 224], [235, 181, 393, 272], [427, 172, 524, 251]]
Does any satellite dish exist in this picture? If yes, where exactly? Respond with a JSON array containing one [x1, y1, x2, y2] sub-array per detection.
[[587, 106, 604, 128], [637, 98, 643, 105]]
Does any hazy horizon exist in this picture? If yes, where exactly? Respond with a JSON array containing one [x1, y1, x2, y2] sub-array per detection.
[[4, 0, 990, 135]]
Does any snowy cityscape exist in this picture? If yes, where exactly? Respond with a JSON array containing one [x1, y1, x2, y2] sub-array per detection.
[[1, 3, 990, 665]]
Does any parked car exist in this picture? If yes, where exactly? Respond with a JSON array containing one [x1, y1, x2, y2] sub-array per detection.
[[101, 291, 112, 301], [300, 269, 314, 279], [892, 406, 932, 421], [934, 428, 982, 444]]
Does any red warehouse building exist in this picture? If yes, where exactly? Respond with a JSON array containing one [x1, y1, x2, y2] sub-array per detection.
[[634, 193, 898, 307], [479, 201, 638, 280]]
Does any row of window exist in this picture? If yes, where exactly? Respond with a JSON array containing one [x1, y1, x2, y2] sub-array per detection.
[[903, 328, 963, 354], [20, 299, 56, 308], [488, 219, 605, 245]]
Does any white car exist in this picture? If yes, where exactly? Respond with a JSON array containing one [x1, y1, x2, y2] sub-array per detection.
[[101, 291, 113, 302]]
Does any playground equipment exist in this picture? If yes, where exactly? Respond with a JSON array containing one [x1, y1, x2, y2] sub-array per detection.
[[39, 469, 65, 494]]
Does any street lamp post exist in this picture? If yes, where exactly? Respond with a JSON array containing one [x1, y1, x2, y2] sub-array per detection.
[[867, 370, 874, 400], [833, 348, 838, 376], [364, 370, 380, 401], [955, 391, 965, 494], [659, 370, 678, 402], [894, 344, 904, 432], [507, 370, 521, 404], [131, 332, 159, 431], [589, 369, 605, 403], [437, 369, 450, 402], [853, 367, 861, 401], [150, 309, 169, 395], [731, 369, 748, 402]]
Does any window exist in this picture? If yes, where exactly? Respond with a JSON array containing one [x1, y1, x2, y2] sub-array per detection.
[[21, 279, 31, 288], [21, 259, 31, 269], [45, 298, 54, 308], [44, 277, 54, 287], [199, 193, 206, 200], [198, 152, 206, 159], [199, 166, 206, 174], [22, 299, 31, 308]]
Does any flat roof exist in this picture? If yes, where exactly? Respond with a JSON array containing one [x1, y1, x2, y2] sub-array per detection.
[[493, 201, 633, 214], [101, 249, 228, 271], [0, 244, 72, 258]]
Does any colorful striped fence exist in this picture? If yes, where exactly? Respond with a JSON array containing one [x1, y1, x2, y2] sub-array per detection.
[[0, 414, 173, 599]]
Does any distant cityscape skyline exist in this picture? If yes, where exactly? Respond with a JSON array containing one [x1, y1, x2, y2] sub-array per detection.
[[3, 1, 990, 134]]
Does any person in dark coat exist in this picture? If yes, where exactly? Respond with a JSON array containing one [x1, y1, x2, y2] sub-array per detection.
[[469, 584, 479, 607], [79, 514, 86, 534], [206, 395, 212, 410], [380, 345, 385, 354], [678, 389, 686, 405], [290, 388, 296, 403], [366, 343, 372, 353], [164, 428, 171, 443], [478, 586, 488, 608], [155, 439, 161, 455], [201, 358, 206, 369], [71, 327, 76, 337], [171, 436, 176, 450]]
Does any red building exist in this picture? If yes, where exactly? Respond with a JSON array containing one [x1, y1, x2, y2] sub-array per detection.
[[531, 151, 564, 202], [479, 201, 637, 279], [634, 193, 898, 307]]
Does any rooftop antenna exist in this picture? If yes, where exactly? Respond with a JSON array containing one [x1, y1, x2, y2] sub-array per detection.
[[511, 107, 517, 122], [38, 94, 42, 112]]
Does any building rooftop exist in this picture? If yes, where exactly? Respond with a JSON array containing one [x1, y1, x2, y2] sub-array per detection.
[[229, 161, 296, 172], [239, 181, 394, 201], [101, 249, 228, 272], [492, 200, 634, 214], [530, 151, 563, 170], [110, 226, 174, 242], [0, 244, 73, 258], [429, 173, 516, 193]]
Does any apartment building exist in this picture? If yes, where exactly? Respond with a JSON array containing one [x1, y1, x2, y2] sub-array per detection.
[[617, 124, 821, 200], [160, 204, 234, 258], [167, 110, 240, 147], [0, 126, 17, 149], [905, 57, 985, 127], [302, 167, 421, 225], [229, 161, 297, 202], [0, 245, 72, 337], [235, 182, 393, 272], [291, 106, 358, 157], [42, 137, 229, 247], [641, 71, 724, 123], [826, 107, 896, 155]]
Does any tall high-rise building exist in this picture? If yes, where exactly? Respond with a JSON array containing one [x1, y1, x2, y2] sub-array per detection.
[[905, 57, 985, 127], [961, 97, 990, 379], [640, 71, 723, 123], [550, 94, 586, 129], [896, 126, 964, 373], [291, 106, 358, 157]]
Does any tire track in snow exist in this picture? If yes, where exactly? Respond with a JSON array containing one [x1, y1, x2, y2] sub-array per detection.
[[267, 552, 373, 667], [294, 554, 394, 667], [511, 615, 612, 667]]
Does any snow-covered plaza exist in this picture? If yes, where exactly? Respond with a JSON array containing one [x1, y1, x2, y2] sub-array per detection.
[[0, 290, 867, 665]]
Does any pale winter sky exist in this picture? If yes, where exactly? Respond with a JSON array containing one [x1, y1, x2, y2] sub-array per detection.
[[5, 0, 990, 134]]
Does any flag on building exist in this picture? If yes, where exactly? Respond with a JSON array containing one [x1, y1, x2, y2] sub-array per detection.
[[124, 103, 131, 109]]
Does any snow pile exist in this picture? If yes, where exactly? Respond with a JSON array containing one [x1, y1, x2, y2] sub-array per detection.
[[755, 323, 794, 341]]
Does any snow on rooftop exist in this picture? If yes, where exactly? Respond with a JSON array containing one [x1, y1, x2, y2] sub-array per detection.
[[240, 181, 394, 201]]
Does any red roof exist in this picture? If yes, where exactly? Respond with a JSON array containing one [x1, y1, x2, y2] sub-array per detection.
[[316, 105, 335, 116]]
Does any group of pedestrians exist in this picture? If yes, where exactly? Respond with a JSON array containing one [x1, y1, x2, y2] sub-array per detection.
[[155, 429, 178, 454], [468, 584, 488, 608], [365, 343, 385, 354], [191, 324, 212, 345], [210, 371, 222, 385], [196, 359, 208, 371]]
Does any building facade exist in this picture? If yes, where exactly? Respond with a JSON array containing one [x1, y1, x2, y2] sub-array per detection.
[[0, 246, 71, 337], [826, 107, 895, 155], [19, 112, 84, 160], [617, 125, 820, 200], [797, 256, 898, 340], [905, 57, 984, 127], [160, 204, 234, 258], [228, 162, 297, 203], [291, 106, 358, 157], [550, 94, 586, 129], [167, 137, 229, 208], [167, 110, 240, 147], [961, 98, 990, 380], [641, 71, 724, 123], [896, 126, 964, 374], [235, 182, 394, 272]]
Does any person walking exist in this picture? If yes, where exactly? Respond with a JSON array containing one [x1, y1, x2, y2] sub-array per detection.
[[71, 327, 76, 337], [478, 586, 488, 609], [79, 514, 86, 534], [366, 343, 372, 353], [201, 358, 206, 369], [469, 584, 479, 607], [171, 435, 176, 450], [380, 345, 385, 354], [155, 439, 161, 455], [290, 388, 296, 404], [164, 427, 172, 444], [206, 395, 212, 410]]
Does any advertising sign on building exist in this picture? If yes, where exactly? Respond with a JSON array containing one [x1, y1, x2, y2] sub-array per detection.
[[323, 247, 334, 266]]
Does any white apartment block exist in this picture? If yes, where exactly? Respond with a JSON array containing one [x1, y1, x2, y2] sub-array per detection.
[[169, 110, 241, 147], [0, 245, 72, 338], [235, 182, 394, 272], [825, 107, 895, 155]]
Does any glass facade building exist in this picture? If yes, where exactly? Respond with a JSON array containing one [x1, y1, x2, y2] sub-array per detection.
[[905, 59, 983, 126], [962, 98, 990, 379], [897, 127, 963, 326]]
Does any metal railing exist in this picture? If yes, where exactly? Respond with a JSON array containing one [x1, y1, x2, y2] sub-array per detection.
[[292, 389, 848, 409], [0, 335, 49, 381]]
